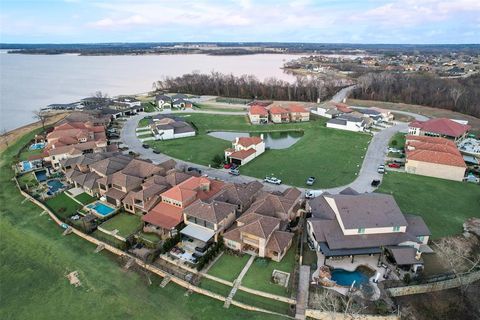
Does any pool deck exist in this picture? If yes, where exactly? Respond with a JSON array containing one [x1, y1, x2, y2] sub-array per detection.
[[312, 251, 397, 299]]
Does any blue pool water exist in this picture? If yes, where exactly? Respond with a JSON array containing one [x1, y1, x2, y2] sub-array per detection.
[[29, 142, 46, 150], [35, 170, 47, 182], [331, 268, 370, 287], [88, 202, 115, 216], [22, 161, 32, 171], [47, 179, 65, 193]]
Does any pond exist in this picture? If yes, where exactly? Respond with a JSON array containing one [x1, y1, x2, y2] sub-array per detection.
[[208, 131, 303, 149]]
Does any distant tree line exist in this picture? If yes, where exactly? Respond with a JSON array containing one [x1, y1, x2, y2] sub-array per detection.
[[353, 72, 480, 117], [153, 72, 341, 102]]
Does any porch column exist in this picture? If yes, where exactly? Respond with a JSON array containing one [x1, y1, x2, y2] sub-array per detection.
[[351, 255, 354, 263]]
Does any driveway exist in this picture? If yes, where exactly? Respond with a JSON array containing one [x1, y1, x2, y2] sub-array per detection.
[[120, 104, 428, 195]]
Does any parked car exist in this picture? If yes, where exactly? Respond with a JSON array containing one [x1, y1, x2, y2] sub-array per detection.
[[153, 150, 161, 154], [224, 163, 232, 169], [377, 164, 385, 174], [142, 144, 150, 149], [388, 163, 401, 168], [306, 176, 316, 186], [305, 190, 323, 199], [229, 168, 240, 176], [371, 179, 381, 187], [264, 176, 282, 185]]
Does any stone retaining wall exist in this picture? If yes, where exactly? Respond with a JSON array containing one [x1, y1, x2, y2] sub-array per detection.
[[238, 285, 296, 305], [305, 310, 399, 320], [386, 271, 480, 297]]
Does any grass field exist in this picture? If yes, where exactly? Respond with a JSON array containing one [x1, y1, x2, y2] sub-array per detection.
[[233, 289, 292, 314], [98, 213, 142, 238], [74, 192, 96, 205], [389, 132, 406, 149], [198, 278, 232, 296], [17, 172, 39, 189], [0, 129, 282, 320], [377, 172, 480, 239], [242, 244, 297, 297], [45, 192, 82, 220], [207, 253, 250, 282], [18, 147, 44, 161], [145, 113, 371, 188]]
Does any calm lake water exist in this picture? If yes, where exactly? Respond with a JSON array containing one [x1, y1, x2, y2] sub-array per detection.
[[0, 52, 300, 131], [208, 131, 303, 149]]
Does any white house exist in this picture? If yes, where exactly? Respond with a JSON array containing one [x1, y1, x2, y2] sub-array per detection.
[[225, 135, 265, 165], [326, 115, 365, 132], [150, 116, 196, 140]]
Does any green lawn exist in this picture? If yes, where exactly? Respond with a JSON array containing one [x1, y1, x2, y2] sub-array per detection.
[[74, 192, 96, 205], [137, 133, 154, 139], [389, 132, 406, 149], [377, 172, 480, 239], [233, 290, 292, 315], [45, 191, 83, 220], [98, 212, 142, 238], [17, 172, 39, 189], [18, 147, 44, 161], [242, 244, 297, 297], [138, 117, 151, 127], [137, 231, 161, 243], [0, 129, 282, 320], [198, 278, 232, 296], [207, 253, 250, 282], [144, 113, 371, 188]]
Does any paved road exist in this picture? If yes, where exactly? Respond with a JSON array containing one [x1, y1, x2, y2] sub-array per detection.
[[330, 85, 357, 103], [120, 105, 428, 195]]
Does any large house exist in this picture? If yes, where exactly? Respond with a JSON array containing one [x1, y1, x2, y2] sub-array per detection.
[[142, 176, 225, 239], [44, 121, 108, 168], [223, 188, 301, 261], [408, 118, 471, 142], [149, 115, 196, 140], [248, 105, 269, 124], [268, 105, 290, 124], [224, 135, 265, 165], [286, 104, 310, 122], [404, 135, 466, 181], [326, 114, 366, 132], [306, 189, 431, 272]]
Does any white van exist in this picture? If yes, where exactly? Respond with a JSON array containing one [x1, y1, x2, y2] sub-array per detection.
[[305, 190, 323, 199]]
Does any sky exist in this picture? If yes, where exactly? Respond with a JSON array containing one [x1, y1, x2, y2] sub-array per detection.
[[0, 0, 479, 44]]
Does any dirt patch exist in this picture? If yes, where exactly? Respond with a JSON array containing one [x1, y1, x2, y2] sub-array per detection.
[[347, 99, 480, 132], [0, 112, 69, 153]]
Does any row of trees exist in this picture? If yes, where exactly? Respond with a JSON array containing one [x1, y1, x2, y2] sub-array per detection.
[[353, 72, 480, 117], [152, 72, 341, 102]]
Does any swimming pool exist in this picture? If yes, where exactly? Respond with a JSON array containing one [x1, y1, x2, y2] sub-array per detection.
[[88, 202, 116, 217], [22, 161, 32, 171], [47, 179, 65, 194], [35, 170, 47, 182], [331, 268, 371, 287], [29, 142, 46, 150]]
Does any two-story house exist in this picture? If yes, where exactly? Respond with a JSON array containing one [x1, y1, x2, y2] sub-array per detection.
[[224, 135, 265, 165], [287, 104, 310, 122], [268, 105, 290, 123], [248, 105, 269, 124], [306, 188, 431, 273]]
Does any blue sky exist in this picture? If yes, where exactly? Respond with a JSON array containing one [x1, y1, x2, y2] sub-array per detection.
[[1, 0, 479, 44]]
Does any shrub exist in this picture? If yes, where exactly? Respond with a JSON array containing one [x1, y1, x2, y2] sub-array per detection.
[[211, 154, 224, 168], [162, 233, 181, 253]]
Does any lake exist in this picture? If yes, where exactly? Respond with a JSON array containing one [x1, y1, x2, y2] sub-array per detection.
[[0, 52, 300, 131], [208, 131, 303, 149]]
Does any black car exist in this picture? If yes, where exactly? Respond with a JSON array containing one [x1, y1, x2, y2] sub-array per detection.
[[142, 144, 150, 149], [371, 179, 381, 187], [152, 149, 161, 154], [187, 167, 202, 174]]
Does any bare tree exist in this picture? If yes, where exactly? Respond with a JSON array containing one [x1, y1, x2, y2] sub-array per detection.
[[449, 87, 465, 109], [310, 288, 365, 320], [93, 91, 109, 99], [33, 109, 49, 132]]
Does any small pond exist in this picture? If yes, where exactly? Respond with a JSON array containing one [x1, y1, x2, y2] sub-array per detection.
[[331, 268, 371, 287], [208, 131, 303, 149]]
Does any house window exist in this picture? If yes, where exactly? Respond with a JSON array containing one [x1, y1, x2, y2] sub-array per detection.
[[417, 236, 425, 242], [357, 228, 365, 234], [393, 226, 401, 232], [227, 240, 237, 249]]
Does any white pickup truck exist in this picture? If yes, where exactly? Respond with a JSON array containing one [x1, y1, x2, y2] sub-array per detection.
[[305, 190, 324, 199]]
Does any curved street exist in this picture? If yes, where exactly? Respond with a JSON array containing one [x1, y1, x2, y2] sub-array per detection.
[[120, 106, 428, 194]]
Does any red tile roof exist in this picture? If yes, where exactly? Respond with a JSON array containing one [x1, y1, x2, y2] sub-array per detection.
[[142, 202, 183, 229], [406, 136, 466, 167], [335, 103, 353, 113], [228, 148, 256, 160], [287, 104, 308, 113], [249, 105, 268, 116], [236, 136, 263, 148], [409, 118, 470, 138], [269, 105, 289, 114]]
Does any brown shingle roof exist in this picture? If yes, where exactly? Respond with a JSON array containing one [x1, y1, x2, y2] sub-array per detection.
[[121, 159, 163, 178], [183, 200, 236, 224], [266, 231, 294, 252]]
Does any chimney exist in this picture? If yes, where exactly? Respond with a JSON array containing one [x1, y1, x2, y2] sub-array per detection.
[[415, 250, 422, 261], [260, 134, 264, 141], [235, 137, 239, 145], [317, 98, 320, 104]]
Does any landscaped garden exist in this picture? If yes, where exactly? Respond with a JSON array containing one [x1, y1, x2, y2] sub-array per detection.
[[98, 212, 143, 238], [1, 129, 281, 320], [207, 253, 251, 282], [45, 191, 83, 220], [377, 172, 480, 239], [74, 192, 96, 205], [144, 113, 371, 188]]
